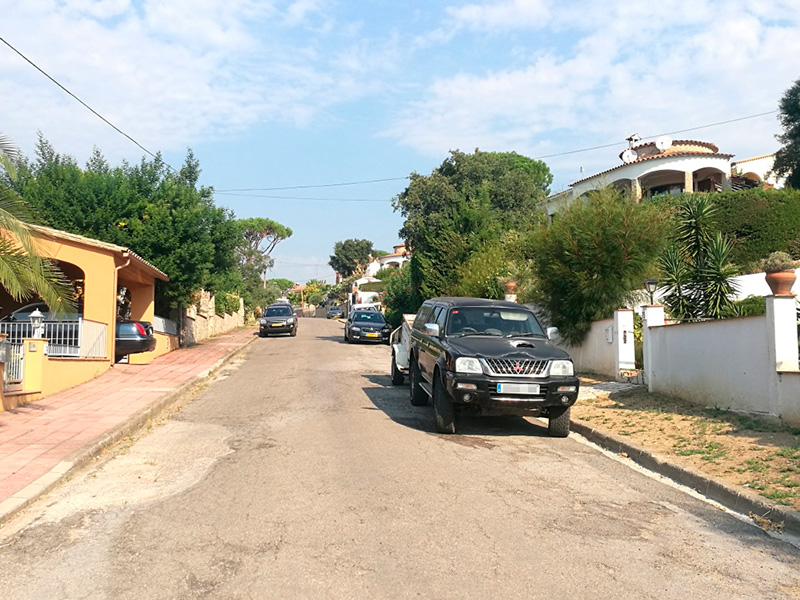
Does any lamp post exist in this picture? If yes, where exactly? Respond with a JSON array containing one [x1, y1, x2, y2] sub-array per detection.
[[644, 279, 658, 305], [29, 308, 44, 338]]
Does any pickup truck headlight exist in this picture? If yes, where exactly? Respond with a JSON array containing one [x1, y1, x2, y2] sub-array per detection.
[[549, 360, 574, 376], [455, 357, 482, 374]]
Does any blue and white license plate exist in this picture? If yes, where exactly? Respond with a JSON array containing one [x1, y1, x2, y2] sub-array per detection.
[[496, 383, 540, 395]]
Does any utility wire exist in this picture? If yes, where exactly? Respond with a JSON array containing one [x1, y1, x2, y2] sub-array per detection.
[[215, 177, 409, 192], [0, 35, 174, 170], [215, 192, 386, 202]]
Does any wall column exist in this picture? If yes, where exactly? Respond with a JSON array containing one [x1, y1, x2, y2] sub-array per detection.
[[642, 305, 665, 390], [684, 171, 694, 193], [766, 295, 799, 372], [630, 178, 642, 201], [721, 171, 732, 191]]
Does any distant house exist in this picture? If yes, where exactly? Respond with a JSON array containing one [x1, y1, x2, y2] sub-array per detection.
[[545, 138, 783, 219], [364, 243, 410, 276]]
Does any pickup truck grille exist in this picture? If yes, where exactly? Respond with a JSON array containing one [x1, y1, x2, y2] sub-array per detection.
[[484, 358, 548, 376]]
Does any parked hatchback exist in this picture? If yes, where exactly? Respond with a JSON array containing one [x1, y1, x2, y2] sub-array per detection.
[[344, 310, 391, 343], [259, 303, 298, 337]]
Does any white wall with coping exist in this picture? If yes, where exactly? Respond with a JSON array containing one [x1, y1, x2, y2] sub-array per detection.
[[557, 309, 634, 379], [731, 268, 800, 300], [645, 314, 772, 414]]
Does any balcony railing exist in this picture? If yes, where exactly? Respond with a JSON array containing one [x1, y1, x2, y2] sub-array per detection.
[[0, 318, 107, 358]]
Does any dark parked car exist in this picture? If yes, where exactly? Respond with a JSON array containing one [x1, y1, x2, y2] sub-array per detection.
[[344, 310, 391, 343], [259, 303, 298, 337], [0, 301, 156, 360], [115, 320, 156, 359], [406, 297, 579, 436], [326, 305, 343, 319]]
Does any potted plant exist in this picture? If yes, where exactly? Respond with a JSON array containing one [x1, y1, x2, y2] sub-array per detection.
[[759, 251, 798, 296]]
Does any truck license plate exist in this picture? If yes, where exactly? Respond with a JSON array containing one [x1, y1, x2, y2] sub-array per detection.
[[496, 383, 540, 395]]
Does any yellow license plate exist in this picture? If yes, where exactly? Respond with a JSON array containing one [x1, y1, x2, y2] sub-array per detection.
[[271, 323, 283, 327], [366, 332, 378, 338]]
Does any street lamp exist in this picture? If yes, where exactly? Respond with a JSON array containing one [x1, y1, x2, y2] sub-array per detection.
[[29, 308, 44, 338], [644, 279, 659, 305]]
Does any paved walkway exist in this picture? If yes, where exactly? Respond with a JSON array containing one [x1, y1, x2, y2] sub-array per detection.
[[0, 327, 256, 521]]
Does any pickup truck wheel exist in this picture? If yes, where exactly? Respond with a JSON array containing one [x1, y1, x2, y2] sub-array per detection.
[[433, 372, 456, 434], [548, 406, 571, 437], [391, 352, 404, 386], [409, 357, 428, 406]]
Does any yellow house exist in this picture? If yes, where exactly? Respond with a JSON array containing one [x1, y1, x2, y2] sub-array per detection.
[[0, 225, 175, 410]]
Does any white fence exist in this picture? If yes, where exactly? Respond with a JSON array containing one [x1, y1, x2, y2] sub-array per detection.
[[0, 319, 107, 358], [153, 315, 178, 336]]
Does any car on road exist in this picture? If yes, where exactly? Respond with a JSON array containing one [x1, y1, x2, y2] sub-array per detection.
[[344, 310, 391, 344], [406, 297, 579, 436], [326, 305, 343, 319], [259, 302, 298, 337]]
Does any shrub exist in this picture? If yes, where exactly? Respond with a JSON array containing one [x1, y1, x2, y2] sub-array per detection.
[[215, 292, 241, 315], [758, 251, 797, 273], [527, 187, 669, 345]]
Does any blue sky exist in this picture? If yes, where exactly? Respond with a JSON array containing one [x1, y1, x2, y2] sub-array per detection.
[[2, 0, 800, 283]]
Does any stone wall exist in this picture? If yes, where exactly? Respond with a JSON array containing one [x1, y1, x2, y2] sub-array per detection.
[[181, 290, 245, 346]]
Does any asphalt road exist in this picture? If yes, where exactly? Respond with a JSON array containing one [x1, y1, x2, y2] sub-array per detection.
[[1, 318, 799, 599]]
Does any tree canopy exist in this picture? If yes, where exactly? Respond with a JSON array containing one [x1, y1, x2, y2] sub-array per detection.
[[10, 136, 256, 311], [329, 239, 373, 277], [773, 77, 800, 189], [393, 149, 552, 302], [0, 134, 75, 313]]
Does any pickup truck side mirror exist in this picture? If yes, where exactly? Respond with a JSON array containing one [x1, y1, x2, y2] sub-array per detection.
[[546, 326, 559, 340], [423, 323, 440, 338]]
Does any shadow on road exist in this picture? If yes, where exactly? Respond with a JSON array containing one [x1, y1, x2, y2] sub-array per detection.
[[361, 374, 549, 438], [314, 335, 348, 344]]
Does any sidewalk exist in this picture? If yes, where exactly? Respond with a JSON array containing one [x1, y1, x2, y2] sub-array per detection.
[[0, 327, 256, 523]]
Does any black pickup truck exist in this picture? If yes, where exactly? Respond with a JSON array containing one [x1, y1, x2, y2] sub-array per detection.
[[407, 297, 579, 436]]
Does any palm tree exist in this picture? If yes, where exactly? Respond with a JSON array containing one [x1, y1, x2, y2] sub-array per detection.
[[0, 133, 75, 314]]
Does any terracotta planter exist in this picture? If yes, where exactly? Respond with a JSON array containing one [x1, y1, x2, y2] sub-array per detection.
[[503, 281, 517, 295], [765, 270, 797, 296]]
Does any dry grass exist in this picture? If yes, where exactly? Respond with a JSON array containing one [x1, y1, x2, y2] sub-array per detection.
[[574, 377, 800, 512]]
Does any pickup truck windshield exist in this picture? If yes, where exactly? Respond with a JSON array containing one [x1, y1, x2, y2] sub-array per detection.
[[446, 307, 545, 337]]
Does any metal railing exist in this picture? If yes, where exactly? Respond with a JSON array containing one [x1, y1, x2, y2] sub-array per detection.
[[3, 342, 24, 391], [0, 318, 107, 358], [153, 315, 178, 336]]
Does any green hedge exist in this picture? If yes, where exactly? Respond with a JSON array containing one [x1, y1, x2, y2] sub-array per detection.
[[215, 292, 241, 315], [657, 189, 800, 268]]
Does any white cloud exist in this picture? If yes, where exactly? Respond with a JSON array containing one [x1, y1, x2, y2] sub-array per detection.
[[0, 0, 391, 164], [385, 1, 800, 189]]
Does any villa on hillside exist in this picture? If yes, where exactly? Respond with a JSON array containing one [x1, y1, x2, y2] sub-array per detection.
[[544, 137, 784, 219]]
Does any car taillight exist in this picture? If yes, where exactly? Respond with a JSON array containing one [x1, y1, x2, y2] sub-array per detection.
[[134, 322, 146, 335]]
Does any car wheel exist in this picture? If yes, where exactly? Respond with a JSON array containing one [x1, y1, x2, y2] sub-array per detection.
[[548, 406, 571, 437], [409, 356, 428, 407], [432, 371, 456, 434], [391, 352, 404, 386], [290, 327, 297, 337]]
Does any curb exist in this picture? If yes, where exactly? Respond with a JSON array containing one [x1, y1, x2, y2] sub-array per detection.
[[570, 417, 800, 540], [0, 332, 258, 525]]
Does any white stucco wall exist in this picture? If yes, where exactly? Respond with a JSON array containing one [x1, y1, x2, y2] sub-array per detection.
[[647, 316, 773, 414], [731, 268, 800, 300], [558, 318, 617, 378], [778, 372, 800, 424]]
